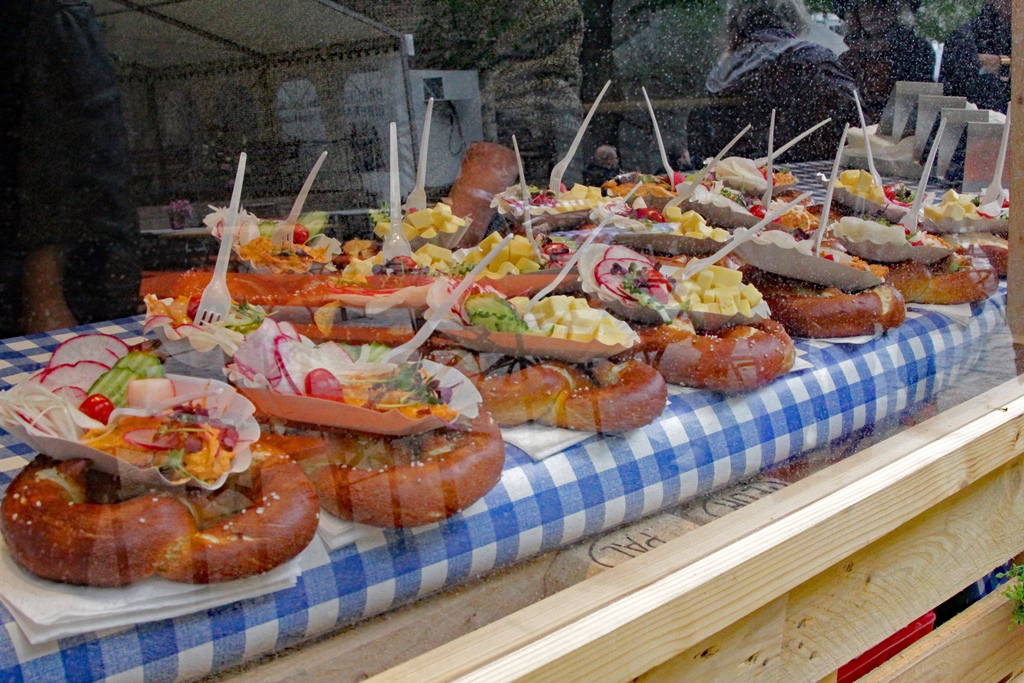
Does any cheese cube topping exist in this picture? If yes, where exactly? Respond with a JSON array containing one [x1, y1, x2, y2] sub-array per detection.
[[837, 170, 886, 205], [672, 265, 764, 316], [459, 234, 543, 277], [509, 295, 632, 345]]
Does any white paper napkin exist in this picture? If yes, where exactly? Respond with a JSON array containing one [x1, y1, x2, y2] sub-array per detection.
[[802, 333, 879, 345], [0, 536, 328, 645], [317, 513, 384, 551], [501, 425, 595, 461], [907, 303, 974, 327], [791, 355, 814, 372]]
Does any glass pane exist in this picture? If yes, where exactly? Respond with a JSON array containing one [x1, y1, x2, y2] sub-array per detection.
[[0, 0, 1014, 679]]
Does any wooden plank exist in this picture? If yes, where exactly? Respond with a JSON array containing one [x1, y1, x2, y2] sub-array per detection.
[[635, 596, 788, 683], [370, 380, 1024, 682], [1010, 0, 1024, 342], [575, 457, 1024, 683], [859, 588, 1024, 683], [778, 457, 1024, 680]]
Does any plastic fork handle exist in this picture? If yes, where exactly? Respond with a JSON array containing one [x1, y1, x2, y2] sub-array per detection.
[[214, 154, 247, 280]]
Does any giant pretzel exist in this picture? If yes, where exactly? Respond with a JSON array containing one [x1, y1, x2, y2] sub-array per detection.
[[261, 414, 506, 528], [1, 443, 319, 586], [886, 255, 999, 305], [742, 270, 906, 339], [614, 319, 796, 394], [471, 359, 667, 433], [425, 351, 667, 433]]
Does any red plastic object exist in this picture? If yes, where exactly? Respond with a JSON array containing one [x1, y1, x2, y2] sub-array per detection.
[[837, 611, 936, 683]]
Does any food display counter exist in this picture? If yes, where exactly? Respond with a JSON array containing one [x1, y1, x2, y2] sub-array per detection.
[[3, 28, 1024, 681], [0, 289, 1013, 682]]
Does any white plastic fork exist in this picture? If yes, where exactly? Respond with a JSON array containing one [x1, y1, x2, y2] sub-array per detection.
[[382, 122, 413, 260], [405, 97, 434, 211], [982, 108, 1011, 206], [195, 152, 247, 327], [549, 80, 611, 196], [272, 150, 328, 247]]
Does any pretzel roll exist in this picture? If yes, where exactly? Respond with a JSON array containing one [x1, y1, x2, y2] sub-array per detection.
[[262, 415, 506, 528], [886, 255, 999, 305], [616, 319, 795, 393], [477, 362, 581, 426], [161, 445, 321, 583], [2, 457, 194, 586], [1, 444, 319, 586], [943, 233, 1008, 278], [472, 359, 667, 433], [563, 360, 667, 432], [742, 270, 906, 338]]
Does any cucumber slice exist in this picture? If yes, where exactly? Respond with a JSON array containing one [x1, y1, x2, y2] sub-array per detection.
[[112, 351, 165, 379], [465, 294, 528, 333], [87, 368, 142, 407]]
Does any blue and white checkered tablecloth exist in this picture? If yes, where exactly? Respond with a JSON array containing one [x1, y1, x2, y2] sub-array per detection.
[[0, 280, 1006, 681]]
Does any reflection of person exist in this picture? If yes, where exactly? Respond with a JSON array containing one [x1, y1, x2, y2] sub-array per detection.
[[417, 0, 584, 185], [583, 145, 621, 186], [1, 0, 140, 339], [940, 0, 1011, 112], [692, 0, 858, 163], [838, 0, 935, 124]]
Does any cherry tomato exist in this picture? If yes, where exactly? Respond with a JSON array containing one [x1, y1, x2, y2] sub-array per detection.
[[80, 394, 115, 424], [542, 242, 570, 255], [186, 297, 201, 321], [672, 171, 684, 187], [644, 268, 672, 289], [388, 255, 420, 273], [883, 185, 912, 206], [635, 208, 666, 222], [292, 225, 310, 245], [304, 368, 344, 401], [759, 167, 769, 179], [749, 205, 767, 219]]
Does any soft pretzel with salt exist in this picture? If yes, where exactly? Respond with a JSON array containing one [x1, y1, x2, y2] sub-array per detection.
[[467, 358, 667, 433], [1, 443, 319, 586]]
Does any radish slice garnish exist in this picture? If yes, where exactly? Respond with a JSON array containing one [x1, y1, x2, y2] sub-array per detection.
[[593, 251, 670, 304], [53, 386, 87, 407], [230, 319, 299, 386], [48, 334, 128, 370], [272, 335, 319, 395], [123, 428, 179, 451], [142, 315, 174, 335], [40, 361, 111, 393]]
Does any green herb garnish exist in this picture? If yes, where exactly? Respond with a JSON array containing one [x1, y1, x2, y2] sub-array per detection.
[[621, 263, 671, 322], [720, 187, 742, 202], [891, 185, 915, 203], [366, 363, 449, 409]]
